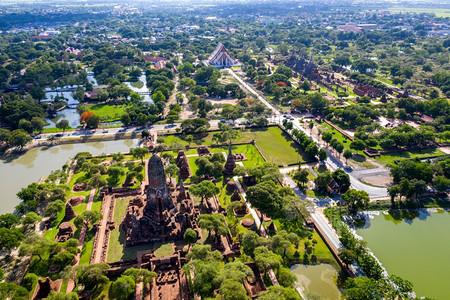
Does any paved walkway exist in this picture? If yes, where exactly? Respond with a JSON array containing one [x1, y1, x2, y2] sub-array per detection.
[[66, 188, 96, 293]]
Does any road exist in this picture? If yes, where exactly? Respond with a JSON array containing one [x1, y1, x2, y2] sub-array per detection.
[[230, 69, 388, 198], [34, 119, 226, 142]]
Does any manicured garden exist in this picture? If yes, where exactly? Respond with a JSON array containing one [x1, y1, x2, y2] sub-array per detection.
[[160, 126, 309, 166]]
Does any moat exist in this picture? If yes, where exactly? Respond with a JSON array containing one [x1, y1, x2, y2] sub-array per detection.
[[356, 210, 450, 300], [0, 139, 139, 214]]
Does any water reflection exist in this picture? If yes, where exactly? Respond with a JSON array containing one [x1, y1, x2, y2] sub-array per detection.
[[290, 264, 341, 300], [0, 139, 139, 214]]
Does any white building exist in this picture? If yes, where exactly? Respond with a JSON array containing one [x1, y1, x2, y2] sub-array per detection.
[[206, 43, 240, 68]]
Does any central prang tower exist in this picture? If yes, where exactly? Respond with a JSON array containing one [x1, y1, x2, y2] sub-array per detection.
[[122, 154, 199, 247]]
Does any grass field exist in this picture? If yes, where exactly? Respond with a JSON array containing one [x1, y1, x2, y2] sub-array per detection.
[[388, 7, 450, 17], [87, 103, 131, 122], [107, 197, 154, 262], [235, 127, 310, 166], [318, 121, 353, 153], [160, 126, 309, 166], [374, 148, 446, 166]]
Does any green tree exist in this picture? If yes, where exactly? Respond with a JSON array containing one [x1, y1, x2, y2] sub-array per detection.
[[189, 180, 220, 204], [343, 149, 353, 164], [388, 185, 401, 204], [258, 286, 301, 300], [74, 210, 103, 230], [31, 117, 46, 133], [121, 113, 131, 126], [338, 248, 356, 267], [350, 139, 366, 152], [45, 199, 65, 218], [246, 180, 282, 216], [198, 213, 228, 243], [47, 291, 79, 300], [56, 119, 70, 132], [73, 87, 85, 102], [344, 276, 381, 300], [19, 234, 54, 261], [218, 279, 250, 300], [318, 148, 327, 163], [21, 212, 42, 230], [86, 114, 100, 129], [293, 168, 309, 187], [183, 228, 198, 246], [300, 80, 311, 93], [216, 261, 253, 284], [241, 230, 268, 257], [254, 246, 283, 277], [433, 175, 450, 192], [77, 263, 110, 291], [0, 213, 20, 229], [0, 128, 11, 144], [277, 267, 297, 288], [112, 275, 136, 300], [123, 268, 156, 285], [0, 227, 24, 252], [9, 129, 32, 149], [107, 165, 126, 184], [322, 131, 332, 145], [0, 282, 29, 300], [185, 134, 194, 146], [181, 118, 210, 134], [129, 147, 149, 164], [342, 189, 369, 214]]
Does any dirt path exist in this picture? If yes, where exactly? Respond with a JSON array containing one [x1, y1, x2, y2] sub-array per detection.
[[91, 194, 115, 263], [66, 188, 95, 293]]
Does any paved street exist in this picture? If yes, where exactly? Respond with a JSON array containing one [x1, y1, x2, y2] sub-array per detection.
[[230, 70, 389, 198]]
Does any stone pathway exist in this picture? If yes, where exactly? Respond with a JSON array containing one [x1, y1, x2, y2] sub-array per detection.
[[91, 194, 115, 263], [66, 188, 95, 293]]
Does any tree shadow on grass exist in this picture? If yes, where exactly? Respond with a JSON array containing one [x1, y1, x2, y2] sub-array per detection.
[[352, 154, 366, 162]]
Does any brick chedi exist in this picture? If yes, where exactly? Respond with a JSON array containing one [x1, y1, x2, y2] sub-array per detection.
[[175, 150, 190, 179], [64, 202, 76, 221], [223, 144, 236, 175], [122, 154, 198, 247]]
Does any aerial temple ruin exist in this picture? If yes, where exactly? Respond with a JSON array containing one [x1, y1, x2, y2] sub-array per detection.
[[122, 154, 199, 247]]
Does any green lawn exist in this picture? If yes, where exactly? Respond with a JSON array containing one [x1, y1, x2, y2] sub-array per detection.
[[159, 126, 310, 166], [270, 219, 336, 264], [87, 103, 131, 122], [107, 196, 154, 262], [42, 127, 73, 133], [235, 127, 310, 166], [387, 7, 450, 17], [375, 148, 446, 166], [208, 144, 266, 168]]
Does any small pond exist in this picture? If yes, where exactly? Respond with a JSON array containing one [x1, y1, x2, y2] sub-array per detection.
[[290, 264, 342, 300]]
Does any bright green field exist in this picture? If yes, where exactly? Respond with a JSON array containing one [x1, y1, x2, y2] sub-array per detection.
[[87, 103, 131, 122], [160, 126, 310, 166], [374, 148, 445, 166], [388, 7, 450, 17], [235, 127, 310, 166]]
